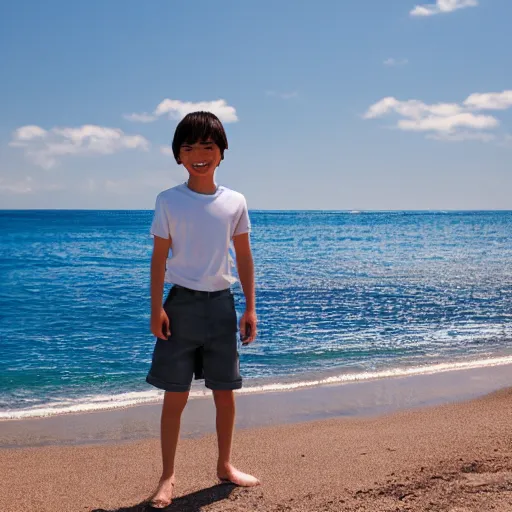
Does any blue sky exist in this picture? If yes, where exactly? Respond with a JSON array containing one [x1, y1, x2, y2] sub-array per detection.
[[0, 0, 511, 210]]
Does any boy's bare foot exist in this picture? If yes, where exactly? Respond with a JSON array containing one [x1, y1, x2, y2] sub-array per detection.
[[218, 464, 260, 486], [149, 476, 175, 509]]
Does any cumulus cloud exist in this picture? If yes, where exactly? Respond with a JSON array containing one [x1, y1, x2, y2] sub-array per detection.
[[123, 112, 157, 123], [464, 90, 512, 110], [125, 99, 238, 124], [9, 124, 150, 168], [410, 0, 478, 17], [397, 113, 498, 132], [383, 58, 409, 67], [14, 125, 47, 140], [364, 97, 463, 120], [364, 90, 512, 142]]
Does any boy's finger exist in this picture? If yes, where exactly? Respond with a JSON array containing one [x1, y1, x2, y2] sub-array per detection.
[[154, 327, 169, 340], [161, 317, 171, 338], [246, 321, 256, 342]]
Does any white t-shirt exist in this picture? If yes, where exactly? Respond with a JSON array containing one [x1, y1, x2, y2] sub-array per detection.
[[150, 183, 251, 291]]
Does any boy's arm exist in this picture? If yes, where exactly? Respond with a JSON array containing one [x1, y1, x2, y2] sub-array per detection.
[[233, 232, 257, 343], [150, 235, 172, 339]]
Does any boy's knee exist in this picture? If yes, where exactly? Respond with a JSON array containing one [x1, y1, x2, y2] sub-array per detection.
[[162, 391, 189, 415], [213, 389, 235, 408]]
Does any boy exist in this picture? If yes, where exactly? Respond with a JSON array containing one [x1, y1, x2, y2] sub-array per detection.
[[146, 111, 259, 508]]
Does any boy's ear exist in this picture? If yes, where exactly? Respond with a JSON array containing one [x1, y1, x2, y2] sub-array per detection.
[[176, 158, 181, 164]]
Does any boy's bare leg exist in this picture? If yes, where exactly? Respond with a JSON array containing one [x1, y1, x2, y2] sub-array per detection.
[[150, 391, 189, 507], [213, 389, 260, 486]]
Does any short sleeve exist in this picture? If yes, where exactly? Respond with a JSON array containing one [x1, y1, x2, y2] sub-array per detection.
[[150, 194, 171, 239], [233, 196, 251, 237]]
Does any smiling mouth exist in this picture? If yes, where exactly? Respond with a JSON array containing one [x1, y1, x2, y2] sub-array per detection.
[[192, 162, 209, 170]]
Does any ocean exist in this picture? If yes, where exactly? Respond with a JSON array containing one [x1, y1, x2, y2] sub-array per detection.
[[1, 210, 511, 419]]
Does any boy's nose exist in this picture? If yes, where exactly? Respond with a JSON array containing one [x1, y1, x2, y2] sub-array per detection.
[[194, 149, 209, 158]]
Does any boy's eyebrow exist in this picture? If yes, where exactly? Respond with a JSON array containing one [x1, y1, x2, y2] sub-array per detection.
[[181, 141, 214, 147]]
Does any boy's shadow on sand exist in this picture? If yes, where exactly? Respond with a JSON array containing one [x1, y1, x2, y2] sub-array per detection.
[[92, 482, 236, 512]]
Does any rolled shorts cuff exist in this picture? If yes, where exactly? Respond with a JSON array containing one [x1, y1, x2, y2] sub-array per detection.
[[205, 378, 243, 391], [146, 373, 191, 393]]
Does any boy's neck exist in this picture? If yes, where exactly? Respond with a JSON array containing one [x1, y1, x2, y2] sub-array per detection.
[[186, 176, 218, 195]]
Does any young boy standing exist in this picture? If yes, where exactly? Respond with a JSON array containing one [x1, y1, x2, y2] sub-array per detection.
[[146, 111, 259, 508]]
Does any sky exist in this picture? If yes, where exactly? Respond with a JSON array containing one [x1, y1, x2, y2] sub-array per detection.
[[0, 0, 511, 210]]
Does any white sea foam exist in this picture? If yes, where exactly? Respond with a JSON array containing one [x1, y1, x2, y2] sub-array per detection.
[[1, 355, 512, 420]]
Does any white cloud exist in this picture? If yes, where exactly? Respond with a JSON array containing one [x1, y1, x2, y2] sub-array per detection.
[[14, 125, 47, 140], [363, 97, 399, 119], [363, 91, 511, 142], [125, 99, 238, 124], [410, 0, 478, 16], [383, 58, 409, 67], [363, 97, 463, 120], [123, 112, 157, 123], [10, 124, 150, 168], [155, 99, 238, 122], [463, 90, 512, 110], [397, 113, 498, 132]]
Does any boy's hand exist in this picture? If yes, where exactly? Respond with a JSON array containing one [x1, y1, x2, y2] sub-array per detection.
[[240, 310, 257, 344], [151, 308, 170, 340]]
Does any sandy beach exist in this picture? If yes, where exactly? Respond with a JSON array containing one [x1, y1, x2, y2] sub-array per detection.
[[1, 366, 512, 512]]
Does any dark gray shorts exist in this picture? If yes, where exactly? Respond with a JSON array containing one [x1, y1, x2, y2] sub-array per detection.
[[146, 286, 242, 392]]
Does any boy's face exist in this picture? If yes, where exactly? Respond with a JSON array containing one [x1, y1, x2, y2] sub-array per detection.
[[179, 139, 222, 178]]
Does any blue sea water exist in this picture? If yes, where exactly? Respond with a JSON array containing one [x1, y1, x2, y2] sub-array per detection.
[[1, 210, 512, 419]]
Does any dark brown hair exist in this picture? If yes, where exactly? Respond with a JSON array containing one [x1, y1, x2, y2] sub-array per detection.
[[172, 111, 228, 163]]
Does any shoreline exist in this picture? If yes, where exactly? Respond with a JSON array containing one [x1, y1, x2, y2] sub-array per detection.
[[2, 352, 512, 422], [2, 362, 512, 448]]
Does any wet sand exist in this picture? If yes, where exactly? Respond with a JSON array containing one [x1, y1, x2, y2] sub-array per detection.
[[3, 362, 512, 448]]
